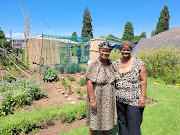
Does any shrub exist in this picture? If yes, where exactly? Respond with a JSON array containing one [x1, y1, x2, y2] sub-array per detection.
[[81, 66, 87, 72], [79, 77, 86, 86], [66, 63, 81, 74], [54, 64, 65, 74], [68, 76, 76, 81], [109, 49, 122, 62], [42, 68, 58, 82], [136, 45, 180, 84]]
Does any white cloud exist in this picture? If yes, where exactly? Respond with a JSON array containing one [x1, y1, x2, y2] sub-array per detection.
[[5, 33, 24, 39]]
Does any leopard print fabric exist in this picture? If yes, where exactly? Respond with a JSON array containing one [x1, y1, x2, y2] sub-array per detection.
[[85, 59, 117, 131], [113, 57, 145, 106]]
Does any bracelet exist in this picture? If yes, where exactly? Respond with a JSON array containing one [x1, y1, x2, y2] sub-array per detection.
[[90, 100, 96, 103]]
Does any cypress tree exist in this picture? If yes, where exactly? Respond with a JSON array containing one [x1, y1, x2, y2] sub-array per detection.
[[122, 22, 134, 41], [155, 5, 170, 35], [81, 8, 93, 39]]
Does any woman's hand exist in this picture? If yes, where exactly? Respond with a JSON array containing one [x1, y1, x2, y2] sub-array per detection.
[[90, 100, 97, 109], [139, 96, 145, 108]]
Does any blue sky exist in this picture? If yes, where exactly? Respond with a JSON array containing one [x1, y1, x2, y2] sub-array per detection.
[[1, 0, 180, 39]]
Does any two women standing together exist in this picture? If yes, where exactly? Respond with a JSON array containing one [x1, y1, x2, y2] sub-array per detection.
[[85, 41, 147, 135]]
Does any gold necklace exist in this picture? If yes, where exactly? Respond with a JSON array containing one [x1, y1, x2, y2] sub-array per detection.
[[120, 58, 131, 68]]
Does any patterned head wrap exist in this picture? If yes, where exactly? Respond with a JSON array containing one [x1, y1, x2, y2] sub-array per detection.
[[98, 41, 112, 50], [120, 40, 133, 50]]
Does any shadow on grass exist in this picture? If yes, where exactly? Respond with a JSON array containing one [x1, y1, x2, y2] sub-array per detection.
[[97, 124, 119, 135]]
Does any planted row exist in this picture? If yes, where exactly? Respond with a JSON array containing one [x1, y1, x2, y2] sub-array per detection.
[[0, 79, 46, 116], [0, 101, 87, 135]]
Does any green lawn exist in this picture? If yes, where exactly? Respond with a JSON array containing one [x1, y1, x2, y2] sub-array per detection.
[[60, 78, 180, 135]]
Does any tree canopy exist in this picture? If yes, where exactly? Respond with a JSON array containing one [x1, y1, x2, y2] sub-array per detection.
[[106, 34, 121, 42], [81, 8, 93, 39], [0, 27, 11, 49], [71, 32, 77, 41], [155, 5, 170, 35], [140, 32, 146, 38], [122, 22, 134, 41]]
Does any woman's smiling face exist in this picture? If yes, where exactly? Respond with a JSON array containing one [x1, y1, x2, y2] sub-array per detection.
[[99, 47, 111, 60], [120, 46, 132, 58]]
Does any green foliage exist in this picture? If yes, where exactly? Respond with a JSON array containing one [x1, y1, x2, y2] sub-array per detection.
[[106, 34, 121, 42], [122, 21, 134, 41], [64, 80, 72, 94], [0, 27, 11, 49], [81, 66, 87, 72], [68, 76, 76, 81], [66, 63, 81, 74], [42, 68, 58, 82], [136, 45, 180, 84], [134, 36, 141, 41], [0, 74, 16, 83], [109, 49, 121, 62], [71, 32, 78, 41], [151, 30, 156, 37], [140, 32, 146, 38], [75, 88, 86, 100], [55, 64, 65, 74], [79, 77, 86, 86], [61, 77, 66, 86], [81, 7, 93, 38], [155, 5, 170, 35], [0, 79, 45, 116], [0, 102, 87, 134]]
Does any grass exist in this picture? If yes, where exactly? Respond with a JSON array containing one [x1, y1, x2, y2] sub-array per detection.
[[60, 78, 180, 135]]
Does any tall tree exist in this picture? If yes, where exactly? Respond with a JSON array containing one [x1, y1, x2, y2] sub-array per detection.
[[122, 22, 134, 41], [140, 32, 146, 38], [81, 8, 93, 39], [71, 32, 77, 41], [0, 27, 11, 49], [0, 27, 5, 39], [151, 30, 155, 37], [155, 5, 170, 35]]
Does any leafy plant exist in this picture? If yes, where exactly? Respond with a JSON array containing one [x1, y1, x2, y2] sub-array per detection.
[[42, 68, 58, 82], [75, 88, 86, 100], [66, 63, 81, 74], [0, 74, 16, 83], [79, 77, 86, 86], [64, 80, 72, 94], [54, 64, 65, 74], [61, 77, 66, 86], [68, 76, 76, 81]]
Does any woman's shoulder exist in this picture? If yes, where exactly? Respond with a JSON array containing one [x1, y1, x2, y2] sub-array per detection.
[[133, 57, 145, 66], [87, 59, 98, 67]]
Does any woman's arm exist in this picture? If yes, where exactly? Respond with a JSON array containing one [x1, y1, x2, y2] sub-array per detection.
[[139, 65, 147, 108], [86, 78, 97, 109]]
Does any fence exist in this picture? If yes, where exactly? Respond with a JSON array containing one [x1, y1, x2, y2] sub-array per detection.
[[25, 35, 90, 73]]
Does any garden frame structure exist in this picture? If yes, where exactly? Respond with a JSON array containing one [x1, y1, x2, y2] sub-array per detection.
[[25, 34, 90, 73]]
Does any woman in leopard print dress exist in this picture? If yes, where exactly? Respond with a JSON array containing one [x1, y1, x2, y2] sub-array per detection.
[[85, 42, 117, 135], [113, 40, 147, 135]]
